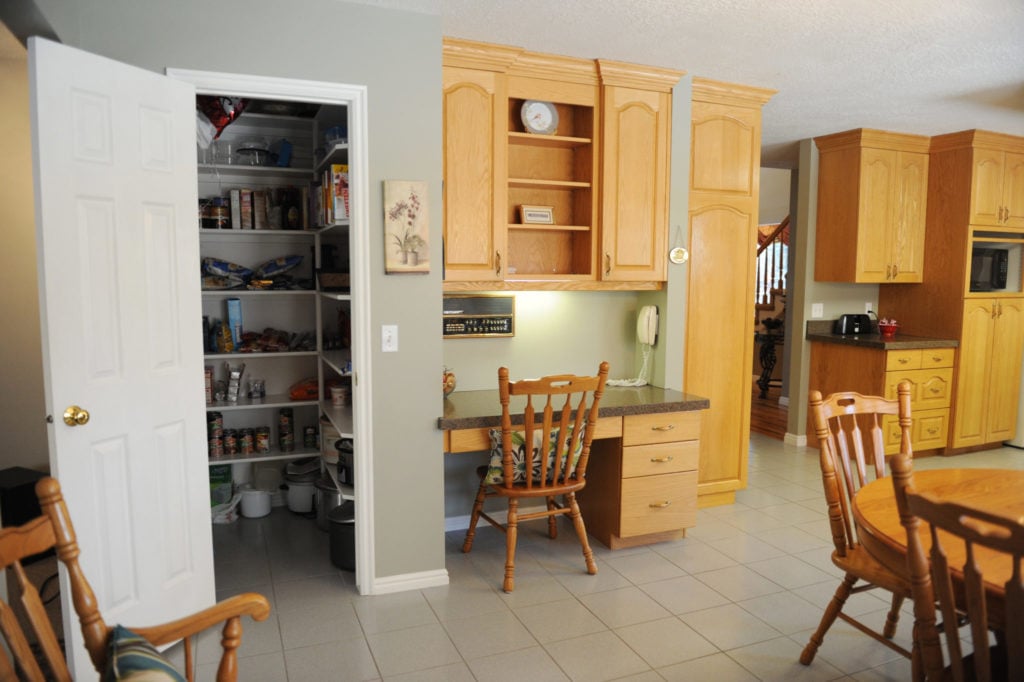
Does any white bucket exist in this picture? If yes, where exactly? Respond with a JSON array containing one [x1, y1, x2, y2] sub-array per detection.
[[239, 486, 271, 518], [285, 479, 316, 513]]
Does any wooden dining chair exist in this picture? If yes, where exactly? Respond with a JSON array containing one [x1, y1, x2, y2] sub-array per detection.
[[800, 381, 914, 665], [0, 477, 270, 682], [891, 453, 1023, 682], [462, 362, 609, 592]]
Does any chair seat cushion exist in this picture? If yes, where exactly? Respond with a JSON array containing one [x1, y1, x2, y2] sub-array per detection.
[[103, 625, 185, 682], [483, 426, 583, 485]]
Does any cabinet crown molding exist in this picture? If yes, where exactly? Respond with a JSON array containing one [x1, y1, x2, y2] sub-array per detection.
[[443, 37, 523, 71], [814, 128, 931, 154], [596, 60, 684, 91], [691, 77, 775, 107], [930, 129, 1024, 154], [507, 51, 599, 84]]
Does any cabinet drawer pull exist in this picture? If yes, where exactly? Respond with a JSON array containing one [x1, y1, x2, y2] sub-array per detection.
[[605, 253, 611, 275], [651, 425, 675, 432], [929, 387, 941, 394], [495, 250, 502, 276], [649, 455, 674, 463], [649, 501, 671, 508], [930, 356, 943, 363], [926, 427, 938, 435], [898, 357, 910, 364]]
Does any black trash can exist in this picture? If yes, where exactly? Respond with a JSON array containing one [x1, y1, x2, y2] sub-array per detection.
[[328, 501, 355, 571]]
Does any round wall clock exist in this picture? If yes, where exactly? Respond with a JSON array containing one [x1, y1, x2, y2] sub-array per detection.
[[521, 100, 559, 135]]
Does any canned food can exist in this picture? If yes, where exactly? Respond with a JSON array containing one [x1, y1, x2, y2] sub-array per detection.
[[303, 425, 318, 449], [207, 411, 223, 438], [279, 431, 295, 453], [255, 427, 271, 454], [279, 408, 294, 432], [223, 429, 238, 455], [240, 428, 254, 455], [208, 436, 223, 458]]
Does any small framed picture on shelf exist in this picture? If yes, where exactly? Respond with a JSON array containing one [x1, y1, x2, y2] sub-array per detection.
[[519, 205, 554, 225]]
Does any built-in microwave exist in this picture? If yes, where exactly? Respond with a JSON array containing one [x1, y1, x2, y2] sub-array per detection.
[[970, 247, 1009, 292]]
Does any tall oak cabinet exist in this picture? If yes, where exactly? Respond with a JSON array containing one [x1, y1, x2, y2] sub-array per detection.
[[879, 130, 1024, 450], [684, 79, 775, 506]]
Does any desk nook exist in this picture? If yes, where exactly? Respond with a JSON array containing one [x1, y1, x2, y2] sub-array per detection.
[[440, 386, 709, 549]]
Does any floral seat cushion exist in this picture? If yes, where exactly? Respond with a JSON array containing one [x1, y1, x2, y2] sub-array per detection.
[[483, 426, 584, 485]]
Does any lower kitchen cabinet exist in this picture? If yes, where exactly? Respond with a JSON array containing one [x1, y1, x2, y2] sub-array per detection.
[[807, 342, 956, 454], [578, 411, 701, 549]]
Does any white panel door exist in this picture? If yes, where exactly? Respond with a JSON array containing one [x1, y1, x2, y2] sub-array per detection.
[[29, 37, 212, 676]]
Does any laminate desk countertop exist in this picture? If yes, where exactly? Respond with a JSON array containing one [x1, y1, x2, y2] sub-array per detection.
[[438, 385, 709, 433]]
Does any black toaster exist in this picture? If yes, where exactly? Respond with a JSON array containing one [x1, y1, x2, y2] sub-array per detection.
[[833, 314, 872, 335]]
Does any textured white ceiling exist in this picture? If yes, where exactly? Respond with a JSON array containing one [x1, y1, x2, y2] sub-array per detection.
[[359, 0, 1024, 168]]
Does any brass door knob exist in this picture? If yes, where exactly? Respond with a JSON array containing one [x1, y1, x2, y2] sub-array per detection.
[[63, 405, 90, 426]]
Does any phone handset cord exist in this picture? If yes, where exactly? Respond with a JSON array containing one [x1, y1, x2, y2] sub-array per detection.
[[607, 343, 652, 387]]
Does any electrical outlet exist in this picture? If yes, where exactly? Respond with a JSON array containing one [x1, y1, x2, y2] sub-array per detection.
[[381, 324, 398, 352], [865, 302, 874, 314], [811, 303, 824, 319]]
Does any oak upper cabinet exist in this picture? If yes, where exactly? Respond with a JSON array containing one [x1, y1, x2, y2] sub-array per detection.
[[441, 38, 681, 291], [442, 40, 520, 282], [597, 61, 681, 282], [969, 145, 1024, 228], [952, 298, 1024, 448], [684, 78, 774, 507], [814, 129, 930, 283]]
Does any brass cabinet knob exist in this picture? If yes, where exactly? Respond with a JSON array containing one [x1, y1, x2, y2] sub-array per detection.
[[63, 405, 90, 426]]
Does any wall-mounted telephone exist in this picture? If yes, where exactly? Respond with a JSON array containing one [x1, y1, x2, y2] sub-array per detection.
[[608, 306, 658, 387], [637, 305, 658, 346]]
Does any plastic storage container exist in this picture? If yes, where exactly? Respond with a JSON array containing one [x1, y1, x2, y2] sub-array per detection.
[[284, 475, 316, 513], [239, 485, 271, 518], [328, 501, 355, 571]]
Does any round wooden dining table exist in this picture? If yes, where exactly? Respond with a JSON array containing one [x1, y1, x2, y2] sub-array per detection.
[[853, 467, 1024, 628]]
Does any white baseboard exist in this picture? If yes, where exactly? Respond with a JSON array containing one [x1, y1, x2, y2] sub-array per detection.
[[784, 432, 807, 446], [369, 568, 449, 594]]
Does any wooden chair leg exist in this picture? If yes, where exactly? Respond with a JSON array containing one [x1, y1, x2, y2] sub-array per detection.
[[566, 493, 597, 575], [503, 499, 519, 592], [546, 497, 558, 539], [462, 480, 487, 553], [883, 593, 903, 638], [801, 573, 857, 665]]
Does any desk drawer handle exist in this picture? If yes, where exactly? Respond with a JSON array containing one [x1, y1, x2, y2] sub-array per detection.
[[649, 501, 671, 508], [651, 425, 675, 432], [650, 456, 674, 463]]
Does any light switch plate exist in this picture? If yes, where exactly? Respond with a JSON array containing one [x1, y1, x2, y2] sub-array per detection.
[[382, 325, 398, 352], [811, 303, 823, 319]]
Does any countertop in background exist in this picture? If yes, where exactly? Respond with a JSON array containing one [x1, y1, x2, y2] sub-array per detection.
[[805, 320, 958, 350]]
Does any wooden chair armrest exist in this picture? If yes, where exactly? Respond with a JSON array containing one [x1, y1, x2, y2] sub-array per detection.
[[126, 592, 271, 646]]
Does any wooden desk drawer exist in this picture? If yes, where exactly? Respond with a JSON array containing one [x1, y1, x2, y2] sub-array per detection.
[[445, 415, 621, 453], [620, 471, 697, 537], [884, 368, 953, 410], [622, 441, 699, 478], [622, 411, 701, 446]]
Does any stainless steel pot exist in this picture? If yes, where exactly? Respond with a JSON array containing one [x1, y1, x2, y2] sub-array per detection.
[[315, 475, 343, 531]]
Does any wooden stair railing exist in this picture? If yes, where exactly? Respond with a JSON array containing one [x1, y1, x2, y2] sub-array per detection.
[[755, 215, 789, 310]]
